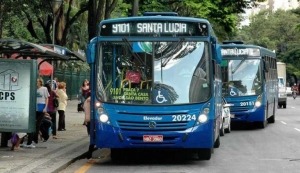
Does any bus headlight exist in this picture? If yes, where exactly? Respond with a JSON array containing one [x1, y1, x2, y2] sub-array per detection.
[[198, 114, 208, 123], [254, 101, 261, 108], [254, 95, 262, 108], [99, 114, 109, 123]]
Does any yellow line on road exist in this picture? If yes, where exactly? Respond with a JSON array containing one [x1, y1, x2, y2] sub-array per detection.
[[74, 149, 110, 173], [74, 162, 95, 173]]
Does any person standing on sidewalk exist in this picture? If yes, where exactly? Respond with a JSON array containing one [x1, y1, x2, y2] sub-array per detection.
[[83, 91, 91, 135], [81, 79, 90, 105], [57, 82, 68, 131], [83, 91, 98, 162], [11, 133, 26, 151], [24, 77, 49, 148], [44, 83, 59, 139]]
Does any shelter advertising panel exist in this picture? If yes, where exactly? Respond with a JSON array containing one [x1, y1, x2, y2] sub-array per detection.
[[0, 59, 37, 132]]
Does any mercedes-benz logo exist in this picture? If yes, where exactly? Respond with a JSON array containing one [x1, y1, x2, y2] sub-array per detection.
[[149, 121, 156, 128]]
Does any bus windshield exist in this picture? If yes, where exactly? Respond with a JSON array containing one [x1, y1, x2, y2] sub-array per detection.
[[222, 59, 262, 96], [97, 41, 211, 105]]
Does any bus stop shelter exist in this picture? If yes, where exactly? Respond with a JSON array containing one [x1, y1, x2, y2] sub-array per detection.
[[0, 38, 85, 76], [0, 38, 85, 147]]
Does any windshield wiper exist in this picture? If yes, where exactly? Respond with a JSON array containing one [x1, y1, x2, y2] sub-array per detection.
[[161, 38, 185, 67], [122, 38, 145, 67], [231, 57, 247, 74]]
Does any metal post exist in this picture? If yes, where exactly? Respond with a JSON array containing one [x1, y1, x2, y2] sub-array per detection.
[[50, 0, 63, 89], [51, 5, 55, 89]]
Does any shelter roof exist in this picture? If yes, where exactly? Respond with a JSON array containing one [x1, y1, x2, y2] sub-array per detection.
[[40, 44, 86, 62], [0, 38, 85, 61]]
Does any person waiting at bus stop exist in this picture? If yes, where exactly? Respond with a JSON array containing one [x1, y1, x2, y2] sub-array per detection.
[[83, 90, 98, 162], [21, 77, 49, 148]]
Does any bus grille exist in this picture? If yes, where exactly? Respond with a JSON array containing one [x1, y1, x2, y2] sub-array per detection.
[[230, 106, 249, 112], [117, 120, 188, 131]]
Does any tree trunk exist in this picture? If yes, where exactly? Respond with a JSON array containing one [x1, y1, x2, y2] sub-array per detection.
[[88, 0, 98, 41], [0, 0, 2, 38], [132, 0, 139, 16]]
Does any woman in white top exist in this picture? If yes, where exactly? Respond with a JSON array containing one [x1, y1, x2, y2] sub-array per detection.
[[57, 82, 68, 131]]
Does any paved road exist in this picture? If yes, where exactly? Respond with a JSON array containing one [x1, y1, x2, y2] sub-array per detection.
[[60, 96, 300, 173]]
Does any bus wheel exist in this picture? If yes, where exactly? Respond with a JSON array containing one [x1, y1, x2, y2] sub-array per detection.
[[268, 114, 275, 123], [197, 148, 212, 160], [220, 121, 225, 136], [110, 149, 123, 163], [257, 115, 267, 128], [283, 104, 286, 109], [213, 135, 220, 148], [225, 119, 231, 133], [268, 102, 276, 123]]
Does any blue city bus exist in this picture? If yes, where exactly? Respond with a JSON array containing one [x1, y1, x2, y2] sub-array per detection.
[[86, 12, 223, 161], [220, 41, 278, 128]]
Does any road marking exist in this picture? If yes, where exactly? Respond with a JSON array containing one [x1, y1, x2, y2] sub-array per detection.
[[294, 128, 300, 132], [74, 149, 110, 173], [281, 121, 287, 124], [291, 107, 295, 108], [74, 161, 96, 173]]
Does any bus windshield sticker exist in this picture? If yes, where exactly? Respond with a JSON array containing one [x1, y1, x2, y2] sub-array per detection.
[[133, 42, 152, 52], [221, 60, 228, 67], [110, 88, 150, 101], [154, 89, 170, 104]]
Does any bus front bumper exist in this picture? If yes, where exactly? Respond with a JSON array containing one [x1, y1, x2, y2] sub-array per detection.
[[95, 122, 214, 149], [230, 106, 265, 122]]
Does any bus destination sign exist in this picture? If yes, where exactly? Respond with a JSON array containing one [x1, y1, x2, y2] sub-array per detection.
[[100, 21, 208, 36], [221, 48, 260, 57]]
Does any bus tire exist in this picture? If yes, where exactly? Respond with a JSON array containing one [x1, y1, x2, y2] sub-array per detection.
[[197, 148, 212, 160], [213, 135, 220, 148], [225, 119, 231, 133], [257, 114, 267, 129], [220, 121, 225, 136], [283, 104, 286, 109], [110, 149, 123, 163], [268, 101, 276, 123]]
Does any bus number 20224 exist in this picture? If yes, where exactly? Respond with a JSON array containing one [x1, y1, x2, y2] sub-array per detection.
[[172, 115, 196, 121]]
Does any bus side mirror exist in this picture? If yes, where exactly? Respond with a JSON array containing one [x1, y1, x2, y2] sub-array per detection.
[[211, 42, 222, 64], [264, 60, 269, 72], [215, 44, 222, 64], [86, 42, 95, 64]]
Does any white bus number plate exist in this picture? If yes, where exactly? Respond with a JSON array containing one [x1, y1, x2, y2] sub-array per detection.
[[143, 135, 163, 142]]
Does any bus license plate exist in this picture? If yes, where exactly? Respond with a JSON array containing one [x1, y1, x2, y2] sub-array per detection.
[[143, 135, 163, 142]]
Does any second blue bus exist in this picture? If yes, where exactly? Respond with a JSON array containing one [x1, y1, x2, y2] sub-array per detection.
[[221, 41, 278, 128]]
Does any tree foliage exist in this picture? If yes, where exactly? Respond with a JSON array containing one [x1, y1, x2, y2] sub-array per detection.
[[234, 9, 300, 81], [0, 0, 268, 71]]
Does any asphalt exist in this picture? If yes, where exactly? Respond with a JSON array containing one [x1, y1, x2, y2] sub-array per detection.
[[0, 100, 90, 173]]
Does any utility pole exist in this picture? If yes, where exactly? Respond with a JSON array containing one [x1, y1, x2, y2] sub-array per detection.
[[132, 0, 139, 16]]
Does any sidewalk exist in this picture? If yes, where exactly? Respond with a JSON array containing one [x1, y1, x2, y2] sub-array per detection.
[[0, 100, 90, 173]]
